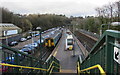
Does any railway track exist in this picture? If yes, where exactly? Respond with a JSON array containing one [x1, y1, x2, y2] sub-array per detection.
[[74, 31, 97, 52]]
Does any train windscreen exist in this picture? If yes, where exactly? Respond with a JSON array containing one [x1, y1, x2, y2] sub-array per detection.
[[67, 39, 73, 45]]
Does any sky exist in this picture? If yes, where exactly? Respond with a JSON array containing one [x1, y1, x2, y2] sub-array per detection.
[[0, 0, 119, 17]]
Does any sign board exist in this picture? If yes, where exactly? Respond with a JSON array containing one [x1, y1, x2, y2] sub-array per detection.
[[114, 44, 120, 64], [4, 30, 18, 36]]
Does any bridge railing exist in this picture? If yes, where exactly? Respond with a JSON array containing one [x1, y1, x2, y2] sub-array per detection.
[[78, 30, 120, 74], [0, 43, 60, 74]]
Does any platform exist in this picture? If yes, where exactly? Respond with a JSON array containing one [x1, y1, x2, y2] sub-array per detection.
[[53, 30, 83, 72]]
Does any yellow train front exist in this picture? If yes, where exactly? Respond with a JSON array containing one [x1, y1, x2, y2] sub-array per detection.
[[45, 38, 55, 49], [44, 31, 62, 50]]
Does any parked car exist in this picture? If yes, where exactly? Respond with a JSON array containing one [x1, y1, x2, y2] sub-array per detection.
[[8, 41, 18, 46], [37, 38, 44, 44], [19, 38, 27, 42], [24, 43, 38, 48], [19, 50, 28, 55], [0, 46, 2, 49], [23, 45, 35, 53], [20, 48, 32, 54], [26, 36, 32, 40], [35, 34, 39, 36], [30, 43, 38, 48]]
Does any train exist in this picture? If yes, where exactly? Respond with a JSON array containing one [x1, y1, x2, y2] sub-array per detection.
[[65, 30, 74, 50], [44, 29, 62, 49]]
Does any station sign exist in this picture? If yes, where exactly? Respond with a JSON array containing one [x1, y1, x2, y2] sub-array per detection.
[[4, 30, 18, 36], [114, 41, 120, 64]]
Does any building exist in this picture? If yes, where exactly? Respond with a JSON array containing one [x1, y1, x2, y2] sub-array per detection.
[[0, 23, 22, 37], [0, 23, 22, 45]]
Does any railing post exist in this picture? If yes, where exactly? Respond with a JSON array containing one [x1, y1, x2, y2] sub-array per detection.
[[30, 57, 33, 73], [105, 35, 115, 74], [14, 52, 20, 73]]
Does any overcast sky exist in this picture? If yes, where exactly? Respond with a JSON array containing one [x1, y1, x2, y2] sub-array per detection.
[[0, 0, 119, 17]]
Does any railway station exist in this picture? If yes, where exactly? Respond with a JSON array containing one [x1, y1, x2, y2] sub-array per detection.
[[0, 26, 120, 75], [0, 0, 120, 75]]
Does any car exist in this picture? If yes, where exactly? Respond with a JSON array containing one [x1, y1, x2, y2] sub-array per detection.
[[24, 43, 38, 48], [26, 36, 32, 40], [30, 43, 38, 48], [32, 34, 36, 37], [35, 34, 39, 36], [44, 35, 49, 38], [19, 50, 28, 55], [51, 31, 54, 34], [37, 38, 44, 44], [41, 32, 44, 34], [23, 45, 35, 51], [8, 41, 18, 46], [0, 46, 2, 49], [20, 48, 32, 54], [19, 38, 27, 42]]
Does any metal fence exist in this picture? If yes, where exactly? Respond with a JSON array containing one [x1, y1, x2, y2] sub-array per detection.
[[79, 30, 120, 74], [79, 29, 100, 39], [0, 43, 60, 74]]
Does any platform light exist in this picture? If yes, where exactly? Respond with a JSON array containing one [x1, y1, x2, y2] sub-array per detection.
[[36, 26, 42, 73], [100, 22, 120, 36]]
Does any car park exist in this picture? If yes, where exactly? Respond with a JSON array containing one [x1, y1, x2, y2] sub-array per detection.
[[8, 41, 18, 46]]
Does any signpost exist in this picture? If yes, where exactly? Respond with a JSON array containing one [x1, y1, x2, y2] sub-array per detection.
[[114, 40, 120, 64]]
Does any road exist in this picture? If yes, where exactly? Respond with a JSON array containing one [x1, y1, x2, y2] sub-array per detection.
[[53, 29, 82, 73]]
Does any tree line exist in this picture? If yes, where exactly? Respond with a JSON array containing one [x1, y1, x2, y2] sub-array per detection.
[[1, 7, 70, 32], [70, 1, 120, 34], [1, 0, 120, 34]]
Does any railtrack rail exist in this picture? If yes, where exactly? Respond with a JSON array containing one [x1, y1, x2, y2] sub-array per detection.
[[74, 31, 97, 52]]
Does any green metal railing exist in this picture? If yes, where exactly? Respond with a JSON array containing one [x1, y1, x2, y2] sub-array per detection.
[[0, 43, 60, 74], [78, 30, 120, 74]]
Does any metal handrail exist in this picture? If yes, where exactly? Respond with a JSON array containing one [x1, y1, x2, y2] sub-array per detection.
[[1, 42, 60, 74], [0, 60, 60, 72], [77, 62, 106, 75], [47, 61, 60, 71]]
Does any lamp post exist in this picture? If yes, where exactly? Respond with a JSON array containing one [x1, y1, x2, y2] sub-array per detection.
[[29, 30, 33, 43], [36, 27, 42, 73], [5, 31, 8, 46], [100, 22, 120, 36], [36, 27, 42, 59], [100, 24, 106, 37]]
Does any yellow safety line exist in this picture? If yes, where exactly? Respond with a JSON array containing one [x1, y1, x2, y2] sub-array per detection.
[[78, 63, 106, 75], [53, 50, 58, 56]]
